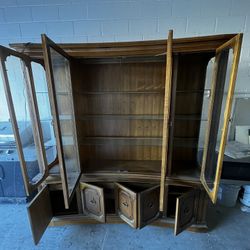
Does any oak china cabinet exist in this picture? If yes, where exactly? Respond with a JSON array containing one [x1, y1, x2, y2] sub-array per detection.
[[0, 30, 242, 244]]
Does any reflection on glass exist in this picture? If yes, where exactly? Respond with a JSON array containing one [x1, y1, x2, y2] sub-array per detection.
[[4, 56, 40, 181], [198, 56, 215, 158], [50, 47, 80, 195], [31, 62, 56, 164], [203, 49, 233, 190]]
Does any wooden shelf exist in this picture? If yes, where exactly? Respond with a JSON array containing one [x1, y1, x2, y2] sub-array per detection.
[[84, 159, 161, 173], [80, 136, 162, 146], [77, 114, 164, 120], [174, 114, 207, 121], [176, 89, 211, 94], [75, 91, 165, 95]]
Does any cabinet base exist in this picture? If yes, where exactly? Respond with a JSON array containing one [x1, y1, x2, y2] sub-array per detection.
[[49, 214, 208, 233]]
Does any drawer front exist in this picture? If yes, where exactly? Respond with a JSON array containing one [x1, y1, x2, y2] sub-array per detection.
[[115, 183, 137, 228], [80, 182, 105, 222], [138, 186, 160, 228]]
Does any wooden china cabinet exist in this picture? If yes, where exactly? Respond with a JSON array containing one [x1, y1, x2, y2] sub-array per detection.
[[0, 30, 242, 244]]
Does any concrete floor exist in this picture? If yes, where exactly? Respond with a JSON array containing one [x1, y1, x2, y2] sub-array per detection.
[[0, 202, 249, 250]]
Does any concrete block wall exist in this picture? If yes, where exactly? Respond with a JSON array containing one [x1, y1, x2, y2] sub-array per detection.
[[0, 0, 250, 121]]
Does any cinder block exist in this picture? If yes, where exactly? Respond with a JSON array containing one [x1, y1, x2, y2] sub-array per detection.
[[129, 19, 158, 35], [244, 17, 250, 33], [31, 6, 59, 21], [88, 1, 140, 19], [187, 17, 216, 35], [46, 21, 73, 36], [59, 4, 87, 20], [74, 20, 101, 36], [4, 6, 32, 22], [140, 0, 171, 18], [87, 35, 115, 43], [159, 18, 187, 37], [172, 0, 201, 17], [102, 20, 129, 35], [16, 0, 44, 6], [142, 33, 163, 41], [20, 22, 46, 37], [0, 0, 17, 7], [0, 23, 21, 38], [115, 34, 143, 42], [201, 0, 230, 17], [0, 9, 4, 23], [60, 36, 88, 43], [231, 0, 250, 16], [43, 0, 69, 4], [87, 35, 103, 43], [0, 39, 11, 46], [216, 16, 246, 34]]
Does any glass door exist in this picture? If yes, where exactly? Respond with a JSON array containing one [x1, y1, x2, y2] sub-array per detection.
[[42, 35, 81, 208], [200, 34, 242, 203], [0, 46, 54, 195]]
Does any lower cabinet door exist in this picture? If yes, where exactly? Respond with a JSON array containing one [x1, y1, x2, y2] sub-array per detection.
[[174, 189, 199, 235], [138, 186, 160, 229], [115, 183, 137, 228], [80, 182, 105, 222], [27, 185, 53, 245], [115, 183, 160, 229]]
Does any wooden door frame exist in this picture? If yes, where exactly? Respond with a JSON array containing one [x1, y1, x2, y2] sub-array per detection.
[[0, 45, 49, 195], [42, 34, 81, 208], [200, 34, 243, 203]]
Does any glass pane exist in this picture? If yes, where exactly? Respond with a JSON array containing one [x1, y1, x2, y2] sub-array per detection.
[[49, 47, 80, 195], [197, 57, 215, 165], [31, 62, 56, 164], [4, 56, 41, 182], [203, 48, 233, 190]]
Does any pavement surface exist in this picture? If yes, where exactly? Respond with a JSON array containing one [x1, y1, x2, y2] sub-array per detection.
[[0, 202, 249, 250]]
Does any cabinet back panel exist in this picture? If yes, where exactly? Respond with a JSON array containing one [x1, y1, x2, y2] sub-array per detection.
[[74, 60, 165, 92], [80, 145, 162, 161], [75, 93, 164, 116], [82, 160, 161, 174], [173, 120, 200, 138], [170, 53, 213, 174], [72, 58, 165, 171], [78, 119, 163, 137]]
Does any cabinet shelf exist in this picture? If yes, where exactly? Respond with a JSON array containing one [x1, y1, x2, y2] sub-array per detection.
[[80, 136, 162, 146], [76, 114, 164, 120], [84, 159, 161, 174], [176, 89, 211, 94], [76, 91, 165, 95], [174, 114, 207, 121]]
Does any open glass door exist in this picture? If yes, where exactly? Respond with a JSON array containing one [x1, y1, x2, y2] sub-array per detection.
[[0, 46, 54, 195], [42, 34, 81, 208], [200, 34, 242, 203]]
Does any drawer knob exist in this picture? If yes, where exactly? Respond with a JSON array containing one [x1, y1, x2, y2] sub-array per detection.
[[148, 202, 153, 208], [90, 197, 96, 205], [122, 201, 129, 207]]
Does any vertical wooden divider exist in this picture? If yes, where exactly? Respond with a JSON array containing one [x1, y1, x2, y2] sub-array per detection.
[[159, 30, 173, 212]]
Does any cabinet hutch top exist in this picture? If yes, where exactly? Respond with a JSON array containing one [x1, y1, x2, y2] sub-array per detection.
[[10, 33, 237, 58]]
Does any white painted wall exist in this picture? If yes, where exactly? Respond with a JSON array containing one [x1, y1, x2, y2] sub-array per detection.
[[0, 0, 250, 122]]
